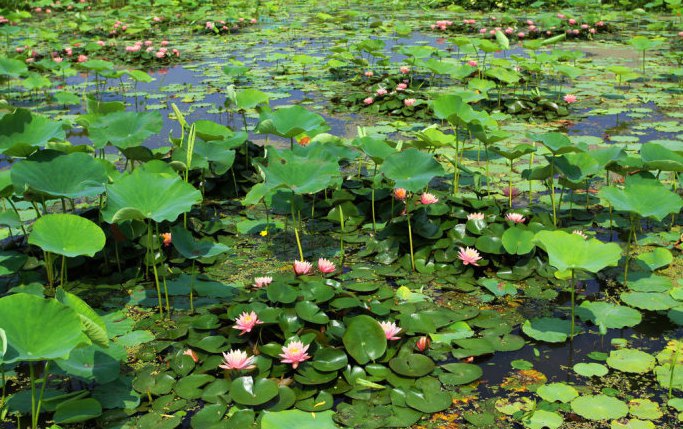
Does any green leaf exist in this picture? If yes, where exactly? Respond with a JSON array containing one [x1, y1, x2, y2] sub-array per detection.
[[56, 287, 108, 347], [606, 349, 656, 374], [261, 410, 338, 429], [88, 111, 162, 149], [522, 317, 571, 343], [534, 230, 621, 275], [389, 353, 435, 377], [53, 398, 102, 424], [28, 214, 105, 258], [229, 376, 279, 406], [342, 315, 387, 365], [502, 227, 535, 255], [598, 174, 682, 221], [536, 383, 578, 403], [380, 149, 444, 193], [571, 395, 628, 421], [170, 226, 230, 260]]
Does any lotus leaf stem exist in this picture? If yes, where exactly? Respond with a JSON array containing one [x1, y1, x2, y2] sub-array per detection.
[[147, 221, 163, 317], [407, 210, 415, 272], [339, 205, 345, 266]]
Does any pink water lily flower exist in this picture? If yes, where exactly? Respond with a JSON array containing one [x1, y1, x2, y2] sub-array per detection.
[[77, 55, 88, 62], [563, 94, 577, 103], [420, 192, 438, 204], [467, 212, 485, 221], [376, 88, 388, 96], [233, 311, 263, 335], [219, 350, 256, 370], [505, 213, 526, 223], [279, 340, 311, 368], [416, 336, 430, 352], [458, 247, 482, 266], [393, 188, 407, 201], [363, 97, 374, 105], [380, 321, 402, 340], [253, 276, 273, 289], [364, 70, 373, 77], [399, 66, 411, 74], [396, 82, 407, 91], [318, 258, 336, 274], [293, 260, 313, 276], [404, 98, 416, 107], [183, 349, 199, 363]]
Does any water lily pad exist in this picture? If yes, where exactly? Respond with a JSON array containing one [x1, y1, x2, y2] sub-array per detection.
[[342, 315, 387, 365], [261, 410, 337, 429], [53, 398, 102, 424], [573, 363, 609, 377], [0, 293, 86, 363], [629, 399, 662, 420], [439, 363, 483, 385], [523, 410, 563, 429], [571, 395, 628, 421], [577, 301, 641, 330], [537, 382, 579, 403], [621, 292, 679, 311], [598, 174, 683, 222], [89, 111, 163, 149], [607, 349, 656, 374], [389, 353, 435, 377], [610, 419, 655, 429], [230, 376, 279, 406], [522, 318, 571, 343]]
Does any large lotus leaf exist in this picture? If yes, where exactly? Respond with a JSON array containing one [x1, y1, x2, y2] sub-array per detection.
[[534, 230, 621, 275], [0, 58, 28, 78], [0, 250, 27, 276], [255, 147, 342, 195], [640, 143, 683, 172], [102, 168, 202, 223], [55, 287, 108, 347], [431, 94, 479, 126], [606, 349, 656, 374], [571, 395, 628, 421], [0, 109, 65, 153], [11, 150, 107, 199], [598, 174, 682, 221], [552, 153, 601, 183], [468, 121, 511, 145], [236, 88, 270, 110], [620, 292, 679, 311], [529, 132, 582, 155], [576, 301, 641, 330], [230, 376, 279, 406], [490, 143, 536, 161], [54, 343, 125, 383], [170, 226, 230, 260], [354, 136, 395, 163], [636, 248, 673, 271], [29, 214, 105, 258], [485, 67, 520, 84], [53, 398, 102, 424], [342, 315, 387, 365], [628, 36, 664, 51], [256, 105, 327, 138], [0, 293, 87, 363], [522, 317, 571, 343], [261, 410, 338, 429], [88, 111, 162, 149], [380, 149, 444, 193]]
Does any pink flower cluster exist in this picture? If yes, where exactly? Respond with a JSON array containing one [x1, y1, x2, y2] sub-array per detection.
[[293, 258, 336, 276], [0, 16, 9, 24], [430, 20, 453, 31], [110, 20, 128, 36], [124, 41, 179, 59]]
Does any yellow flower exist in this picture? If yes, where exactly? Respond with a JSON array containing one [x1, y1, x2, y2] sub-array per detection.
[[260, 230, 268, 237]]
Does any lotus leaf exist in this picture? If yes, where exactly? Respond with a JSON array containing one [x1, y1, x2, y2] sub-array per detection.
[[29, 214, 105, 258], [523, 410, 563, 429], [537, 383, 578, 403], [573, 362, 609, 377], [11, 150, 107, 200], [636, 248, 673, 271], [571, 395, 628, 421], [379, 149, 444, 193], [102, 166, 202, 223], [534, 230, 621, 275], [0, 293, 87, 363], [0, 109, 65, 153], [53, 398, 102, 424], [170, 226, 230, 260], [89, 111, 163, 149], [256, 105, 328, 138], [522, 317, 571, 343], [607, 349, 656, 374], [598, 174, 682, 221], [577, 301, 641, 330]]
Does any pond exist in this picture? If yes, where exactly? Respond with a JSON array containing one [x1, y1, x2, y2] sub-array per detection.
[[0, 1, 681, 429]]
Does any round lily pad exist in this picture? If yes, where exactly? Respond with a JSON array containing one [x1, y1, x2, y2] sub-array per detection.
[[571, 395, 628, 421], [536, 382, 579, 403], [439, 363, 483, 385], [606, 349, 656, 374], [522, 318, 571, 343], [573, 363, 609, 377]]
